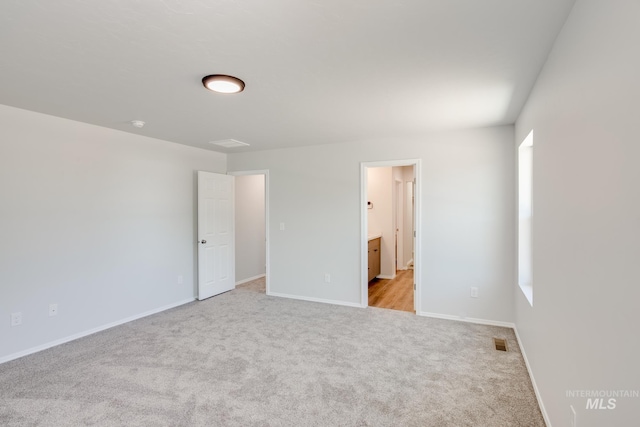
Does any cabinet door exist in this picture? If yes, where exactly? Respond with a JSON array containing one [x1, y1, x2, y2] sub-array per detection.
[[368, 238, 381, 281], [368, 243, 375, 281], [372, 242, 380, 277]]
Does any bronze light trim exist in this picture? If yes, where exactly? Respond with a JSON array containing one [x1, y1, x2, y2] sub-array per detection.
[[202, 74, 245, 94]]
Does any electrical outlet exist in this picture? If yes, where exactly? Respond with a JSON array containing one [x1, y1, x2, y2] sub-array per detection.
[[570, 405, 577, 427], [324, 273, 331, 283], [471, 287, 479, 298], [49, 303, 58, 317], [11, 312, 22, 326], [178, 275, 183, 285]]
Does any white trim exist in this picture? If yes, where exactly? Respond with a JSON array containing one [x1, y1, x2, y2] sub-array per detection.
[[418, 311, 515, 329], [229, 169, 270, 295], [268, 292, 362, 309], [376, 274, 396, 280], [514, 326, 552, 427], [235, 274, 266, 286], [0, 297, 195, 365], [361, 159, 422, 312], [361, 163, 368, 307]]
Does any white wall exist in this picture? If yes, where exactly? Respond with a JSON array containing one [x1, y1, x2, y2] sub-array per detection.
[[392, 166, 403, 272], [0, 105, 226, 361], [402, 166, 415, 268], [514, 1, 640, 425], [367, 167, 394, 278], [228, 126, 515, 322], [234, 174, 266, 283]]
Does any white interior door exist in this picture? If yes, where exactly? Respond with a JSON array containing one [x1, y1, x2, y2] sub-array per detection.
[[197, 171, 235, 300]]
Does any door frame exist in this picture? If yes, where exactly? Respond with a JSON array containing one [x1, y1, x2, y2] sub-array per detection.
[[360, 159, 422, 312], [229, 169, 270, 295]]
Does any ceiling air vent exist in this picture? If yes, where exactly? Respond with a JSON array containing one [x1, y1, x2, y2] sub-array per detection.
[[209, 139, 249, 148], [493, 338, 508, 352]]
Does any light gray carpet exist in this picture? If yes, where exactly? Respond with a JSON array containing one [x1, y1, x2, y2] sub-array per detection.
[[0, 278, 544, 426]]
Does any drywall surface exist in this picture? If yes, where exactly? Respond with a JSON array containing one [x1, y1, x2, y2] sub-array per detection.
[[229, 125, 515, 322], [514, 0, 640, 425], [235, 174, 266, 282], [0, 105, 226, 360]]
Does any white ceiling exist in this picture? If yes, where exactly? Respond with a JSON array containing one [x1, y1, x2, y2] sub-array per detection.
[[0, 0, 576, 153]]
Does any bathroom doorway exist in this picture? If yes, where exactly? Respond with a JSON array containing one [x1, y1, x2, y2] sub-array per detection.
[[361, 160, 421, 313]]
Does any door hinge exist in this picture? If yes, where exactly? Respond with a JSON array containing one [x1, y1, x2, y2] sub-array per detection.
[[414, 283, 416, 290], [414, 231, 416, 237]]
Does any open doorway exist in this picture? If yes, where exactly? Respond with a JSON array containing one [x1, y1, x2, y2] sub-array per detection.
[[361, 160, 420, 313], [231, 170, 269, 294]]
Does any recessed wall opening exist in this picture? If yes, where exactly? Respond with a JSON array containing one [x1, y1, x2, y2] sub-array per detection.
[[518, 130, 533, 305]]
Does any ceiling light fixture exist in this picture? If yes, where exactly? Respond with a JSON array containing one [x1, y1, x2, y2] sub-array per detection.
[[202, 74, 245, 94], [131, 120, 145, 128]]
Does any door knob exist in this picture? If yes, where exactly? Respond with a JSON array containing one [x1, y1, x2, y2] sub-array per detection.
[[200, 240, 207, 244]]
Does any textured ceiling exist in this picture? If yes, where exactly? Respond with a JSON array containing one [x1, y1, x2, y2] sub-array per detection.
[[0, 0, 576, 153]]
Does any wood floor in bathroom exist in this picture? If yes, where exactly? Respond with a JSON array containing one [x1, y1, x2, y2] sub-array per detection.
[[368, 269, 414, 313]]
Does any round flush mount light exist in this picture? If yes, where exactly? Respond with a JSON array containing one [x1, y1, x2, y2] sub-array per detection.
[[202, 74, 245, 94]]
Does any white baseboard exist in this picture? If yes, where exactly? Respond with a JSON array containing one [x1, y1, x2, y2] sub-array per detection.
[[513, 327, 551, 427], [236, 274, 266, 286], [0, 297, 195, 365], [268, 291, 363, 309], [376, 274, 395, 280], [418, 311, 515, 329]]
